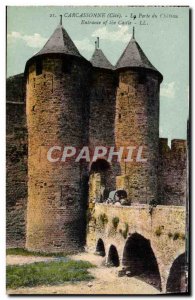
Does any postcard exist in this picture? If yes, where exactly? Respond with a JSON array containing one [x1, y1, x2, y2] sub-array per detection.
[[6, 6, 190, 295]]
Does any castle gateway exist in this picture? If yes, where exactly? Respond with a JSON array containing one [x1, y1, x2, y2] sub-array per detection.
[[6, 19, 188, 294]]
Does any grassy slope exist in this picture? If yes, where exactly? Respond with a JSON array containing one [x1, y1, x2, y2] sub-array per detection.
[[7, 260, 95, 289]]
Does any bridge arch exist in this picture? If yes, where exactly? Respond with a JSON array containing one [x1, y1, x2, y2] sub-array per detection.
[[96, 238, 106, 257], [107, 244, 120, 267], [122, 232, 161, 290], [166, 253, 187, 293]]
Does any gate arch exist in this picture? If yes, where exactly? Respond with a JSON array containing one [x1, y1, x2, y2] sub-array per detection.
[[122, 232, 161, 290], [89, 159, 111, 203]]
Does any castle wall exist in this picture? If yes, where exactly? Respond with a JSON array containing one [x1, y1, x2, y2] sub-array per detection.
[[115, 70, 160, 204], [26, 56, 90, 253], [6, 74, 27, 247], [6, 73, 25, 104], [158, 138, 187, 206]]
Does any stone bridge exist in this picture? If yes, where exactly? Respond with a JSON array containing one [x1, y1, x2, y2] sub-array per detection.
[[87, 204, 187, 294]]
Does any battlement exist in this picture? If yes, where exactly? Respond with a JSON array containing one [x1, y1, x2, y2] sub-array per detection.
[[159, 138, 170, 154], [171, 139, 187, 154], [159, 138, 187, 159]]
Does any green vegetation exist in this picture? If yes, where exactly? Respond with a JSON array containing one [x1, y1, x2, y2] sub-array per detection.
[[155, 226, 163, 237], [6, 248, 67, 257], [7, 260, 95, 289], [119, 223, 129, 239], [112, 217, 120, 229], [179, 233, 185, 240], [167, 232, 185, 240], [123, 223, 129, 239], [98, 213, 108, 227], [173, 232, 180, 240], [168, 232, 173, 238]]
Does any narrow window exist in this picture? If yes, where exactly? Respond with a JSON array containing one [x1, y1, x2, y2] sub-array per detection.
[[62, 59, 72, 74], [36, 59, 42, 75]]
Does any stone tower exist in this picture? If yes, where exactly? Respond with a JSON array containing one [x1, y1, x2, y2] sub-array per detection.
[[115, 29, 163, 204], [89, 39, 118, 197], [89, 38, 115, 148], [25, 20, 90, 253]]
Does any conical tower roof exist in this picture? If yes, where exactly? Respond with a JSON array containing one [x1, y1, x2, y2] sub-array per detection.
[[34, 24, 82, 58], [90, 48, 113, 70], [90, 37, 113, 70], [116, 28, 162, 80], [25, 18, 87, 74]]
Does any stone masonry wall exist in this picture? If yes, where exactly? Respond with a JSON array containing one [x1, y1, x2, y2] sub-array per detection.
[[87, 203, 186, 292], [88, 69, 120, 210], [89, 69, 116, 148], [115, 69, 160, 204], [6, 74, 27, 247], [158, 138, 187, 206], [26, 56, 90, 253]]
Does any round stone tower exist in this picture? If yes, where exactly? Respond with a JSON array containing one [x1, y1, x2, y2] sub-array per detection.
[[89, 39, 118, 194], [115, 28, 163, 204], [25, 19, 90, 252], [89, 38, 116, 148]]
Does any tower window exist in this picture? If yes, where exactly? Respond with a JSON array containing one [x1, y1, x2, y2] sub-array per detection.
[[36, 59, 42, 75], [62, 59, 72, 74]]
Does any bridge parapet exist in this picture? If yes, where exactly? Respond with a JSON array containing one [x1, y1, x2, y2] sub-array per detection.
[[87, 204, 186, 293]]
